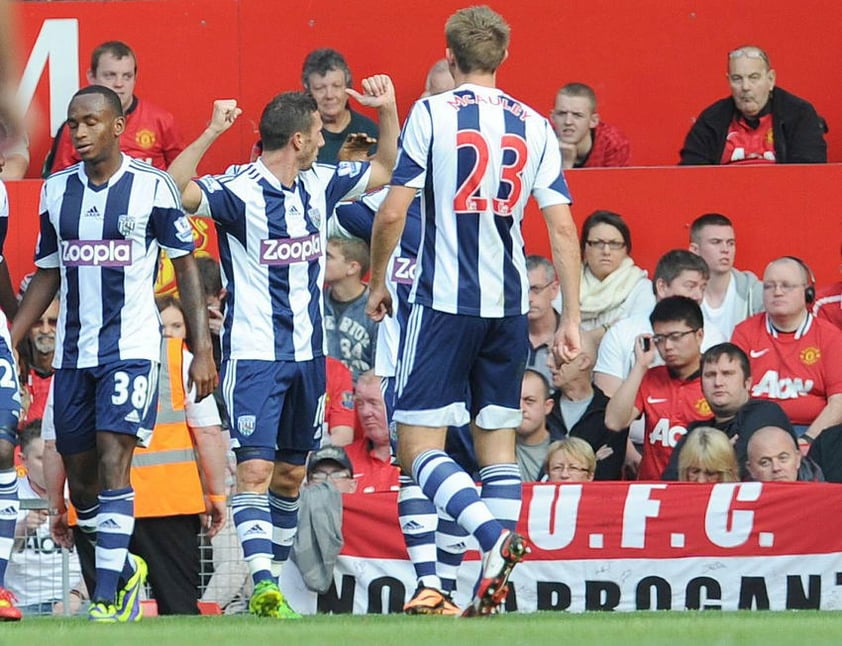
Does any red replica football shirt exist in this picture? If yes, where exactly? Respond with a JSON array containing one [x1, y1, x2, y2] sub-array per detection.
[[731, 313, 842, 425], [634, 366, 709, 480], [326, 356, 356, 432], [344, 439, 400, 494], [720, 113, 776, 165], [49, 96, 184, 173]]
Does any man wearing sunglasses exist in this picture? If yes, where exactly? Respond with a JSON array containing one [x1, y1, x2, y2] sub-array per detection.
[[680, 45, 826, 165], [605, 296, 709, 480]]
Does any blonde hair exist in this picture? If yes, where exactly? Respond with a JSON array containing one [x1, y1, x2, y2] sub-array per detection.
[[678, 427, 739, 482], [445, 6, 510, 74], [544, 437, 596, 477]]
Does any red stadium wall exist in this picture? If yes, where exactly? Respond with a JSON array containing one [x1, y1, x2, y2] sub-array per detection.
[[13, 0, 842, 171], [5, 0, 841, 286]]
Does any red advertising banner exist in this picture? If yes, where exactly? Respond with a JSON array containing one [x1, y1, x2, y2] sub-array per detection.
[[280, 482, 842, 613]]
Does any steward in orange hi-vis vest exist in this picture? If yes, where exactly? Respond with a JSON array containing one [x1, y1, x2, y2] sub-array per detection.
[[131, 337, 205, 518]]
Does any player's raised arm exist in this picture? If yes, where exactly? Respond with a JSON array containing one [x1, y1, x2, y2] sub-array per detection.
[[168, 100, 242, 213], [346, 75, 399, 191]]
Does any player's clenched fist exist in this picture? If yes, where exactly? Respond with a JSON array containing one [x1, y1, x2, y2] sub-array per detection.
[[209, 99, 242, 134]]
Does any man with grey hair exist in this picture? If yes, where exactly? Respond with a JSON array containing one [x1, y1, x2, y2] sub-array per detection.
[[525, 255, 560, 387], [302, 48, 379, 164], [680, 45, 826, 164], [550, 82, 630, 169]]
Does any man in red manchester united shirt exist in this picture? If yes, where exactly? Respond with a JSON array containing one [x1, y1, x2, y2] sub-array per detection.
[[43, 41, 184, 176], [605, 296, 709, 480], [550, 83, 630, 170], [732, 257, 842, 447]]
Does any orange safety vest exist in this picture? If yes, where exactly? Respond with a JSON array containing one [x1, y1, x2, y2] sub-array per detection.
[[131, 337, 205, 518]]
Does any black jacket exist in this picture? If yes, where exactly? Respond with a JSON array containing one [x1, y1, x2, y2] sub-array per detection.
[[679, 87, 827, 165], [547, 385, 627, 480], [807, 424, 842, 483]]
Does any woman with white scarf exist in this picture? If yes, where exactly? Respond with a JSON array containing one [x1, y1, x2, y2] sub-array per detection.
[[577, 210, 654, 346]]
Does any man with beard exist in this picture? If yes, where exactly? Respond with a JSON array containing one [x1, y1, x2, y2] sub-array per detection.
[[20, 292, 58, 424]]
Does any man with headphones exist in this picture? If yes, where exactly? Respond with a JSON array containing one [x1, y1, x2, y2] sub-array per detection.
[[731, 256, 842, 448]]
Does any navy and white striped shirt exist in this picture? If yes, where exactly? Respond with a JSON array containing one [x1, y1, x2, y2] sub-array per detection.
[[37, 154, 194, 368], [195, 158, 370, 362], [393, 84, 571, 318]]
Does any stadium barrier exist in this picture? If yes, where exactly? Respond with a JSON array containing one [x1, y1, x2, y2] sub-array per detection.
[[11, 498, 77, 616]]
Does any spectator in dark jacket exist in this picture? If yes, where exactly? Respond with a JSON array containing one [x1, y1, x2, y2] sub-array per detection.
[[680, 45, 826, 165]]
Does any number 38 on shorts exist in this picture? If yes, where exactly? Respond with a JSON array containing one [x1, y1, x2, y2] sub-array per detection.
[[51, 360, 160, 454]]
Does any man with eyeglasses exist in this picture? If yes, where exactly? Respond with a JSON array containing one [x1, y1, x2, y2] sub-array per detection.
[[293, 445, 356, 598], [680, 45, 826, 165], [305, 446, 357, 494], [525, 255, 561, 388], [605, 296, 710, 480], [550, 83, 630, 170], [732, 257, 842, 446]]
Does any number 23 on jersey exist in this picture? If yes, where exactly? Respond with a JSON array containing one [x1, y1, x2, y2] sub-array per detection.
[[454, 129, 527, 217]]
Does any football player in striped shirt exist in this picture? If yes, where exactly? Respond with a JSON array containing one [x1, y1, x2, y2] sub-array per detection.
[[367, 6, 582, 616], [168, 77, 398, 618], [12, 85, 217, 622]]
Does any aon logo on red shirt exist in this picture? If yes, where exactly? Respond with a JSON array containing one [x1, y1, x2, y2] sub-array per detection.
[[752, 370, 814, 400], [648, 419, 688, 447]]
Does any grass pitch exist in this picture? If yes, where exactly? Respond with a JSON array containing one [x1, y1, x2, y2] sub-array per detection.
[[6, 611, 842, 646]]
